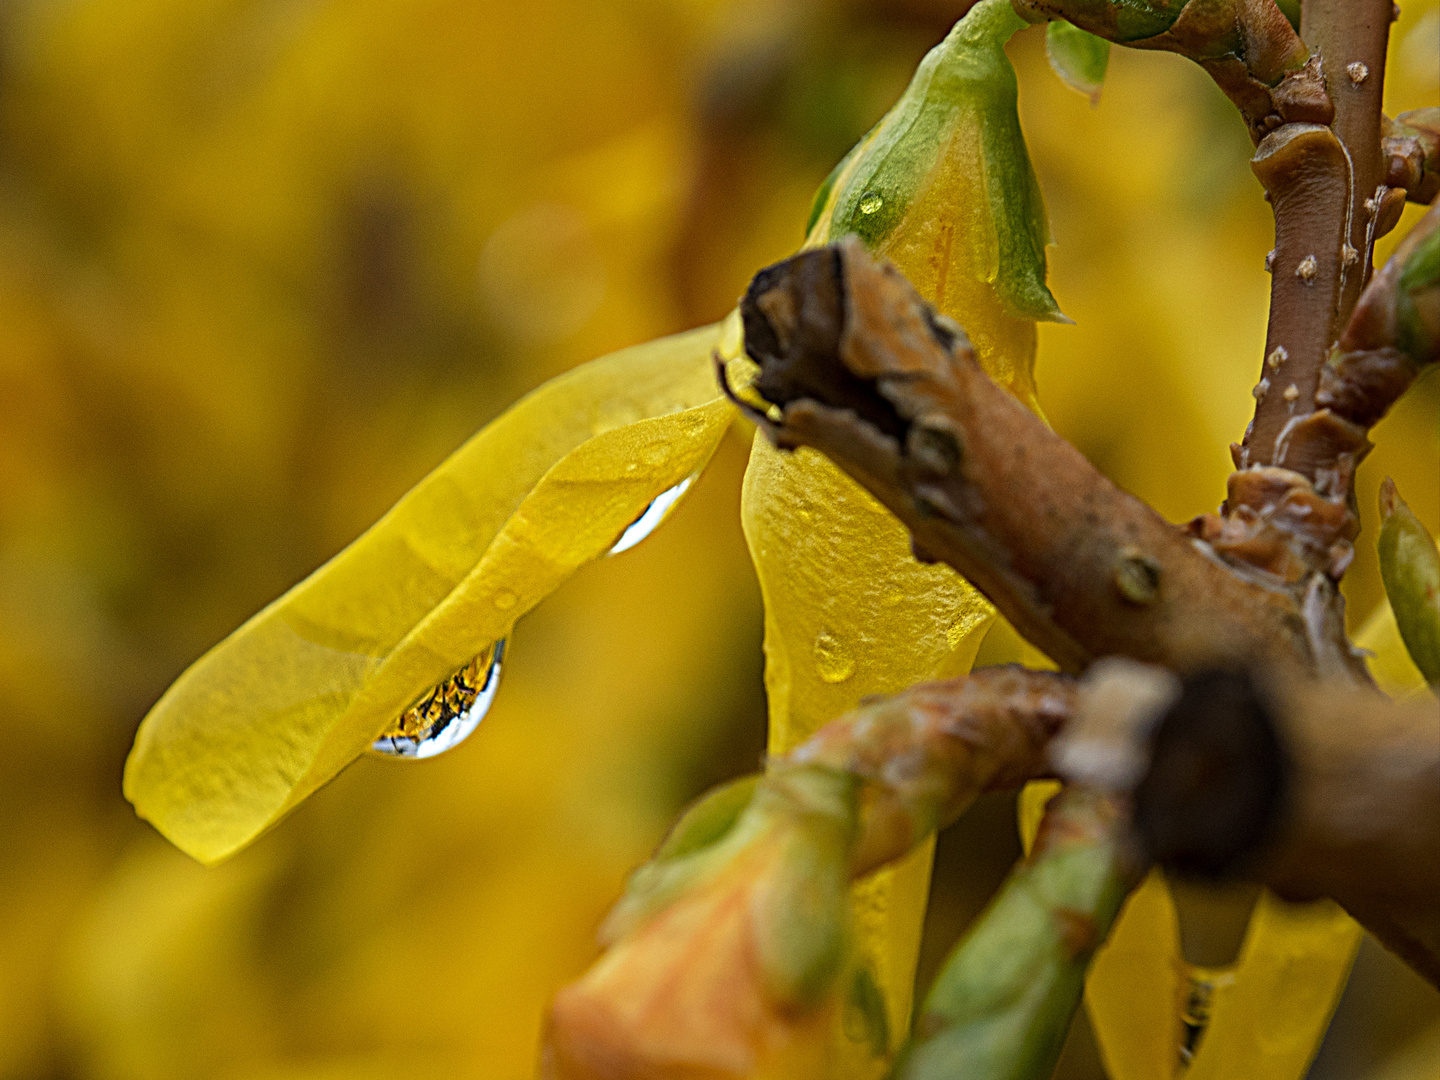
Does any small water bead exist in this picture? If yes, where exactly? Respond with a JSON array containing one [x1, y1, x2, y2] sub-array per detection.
[[607, 475, 695, 556], [813, 630, 856, 684], [492, 588, 517, 611], [858, 192, 884, 215], [370, 640, 505, 759]]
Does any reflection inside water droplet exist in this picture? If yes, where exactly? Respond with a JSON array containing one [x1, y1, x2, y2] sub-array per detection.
[[858, 192, 883, 215], [369, 640, 505, 759], [607, 475, 695, 556]]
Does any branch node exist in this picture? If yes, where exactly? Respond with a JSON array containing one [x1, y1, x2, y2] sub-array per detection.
[[1114, 548, 1162, 606]]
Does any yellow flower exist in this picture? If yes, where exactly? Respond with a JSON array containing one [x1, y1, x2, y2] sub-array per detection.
[[123, 0, 1052, 870], [124, 7, 1047, 1061], [542, 770, 856, 1080], [119, 2, 1378, 1077]]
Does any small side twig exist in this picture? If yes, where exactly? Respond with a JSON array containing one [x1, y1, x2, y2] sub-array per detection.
[[788, 665, 1075, 875], [1012, 0, 1332, 141], [1241, 0, 1395, 470]]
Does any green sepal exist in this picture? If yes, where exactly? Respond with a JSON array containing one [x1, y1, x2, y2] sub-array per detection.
[[752, 767, 859, 1010], [1045, 21, 1111, 105], [1015, 0, 1184, 43], [806, 143, 861, 240], [600, 774, 769, 946], [895, 788, 1131, 1080], [813, 0, 1063, 322], [654, 773, 761, 861], [1378, 480, 1440, 689]]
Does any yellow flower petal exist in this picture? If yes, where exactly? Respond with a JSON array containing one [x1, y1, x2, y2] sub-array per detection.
[[742, 440, 994, 1077], [754, 9, 1054, 1068], [126, 322, 732, 864], [1085, 876, 1361, 1080]]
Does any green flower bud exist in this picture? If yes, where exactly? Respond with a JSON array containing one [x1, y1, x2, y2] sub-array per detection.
[[806, 0, 1063, 326], [896, 788, 1134, 1080], [1378, 479, 1440, 689], [1396, 219, 1440, 367]]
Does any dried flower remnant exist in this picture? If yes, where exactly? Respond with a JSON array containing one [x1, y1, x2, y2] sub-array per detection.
[[542, 768, 858, 1080]]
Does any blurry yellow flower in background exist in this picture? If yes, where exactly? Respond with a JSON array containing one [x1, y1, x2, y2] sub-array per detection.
[[0, 1, 1436, 1080]]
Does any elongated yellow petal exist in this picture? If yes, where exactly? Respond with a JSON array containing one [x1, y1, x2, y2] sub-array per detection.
[[1185, 896, 1360, 1080], [1084, 878, 1359, 1080], [126, 322, 732, 864], [755, 6, 1054, 1070], [742, 439, 993, 1078]]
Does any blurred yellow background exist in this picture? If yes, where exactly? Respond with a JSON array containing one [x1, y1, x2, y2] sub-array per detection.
[[0, 1, 1435, 1078]]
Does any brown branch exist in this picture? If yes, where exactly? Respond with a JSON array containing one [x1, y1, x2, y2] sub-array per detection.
[[1191, 202, 1439, 589], [1132, 669, 1440, 986], [786, 666, 1075, 876], [1241, 0, 1394, 470], [1012, 0, 1332, 142], [724, 239, 1348, 679]]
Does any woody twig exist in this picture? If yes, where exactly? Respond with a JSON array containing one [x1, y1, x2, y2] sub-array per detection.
[[722, 238, 1343, 678], [1231, 0, 1405, 516]]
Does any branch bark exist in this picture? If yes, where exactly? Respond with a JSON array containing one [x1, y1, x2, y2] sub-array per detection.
[[1241, 0, 1394, 469], [1191, 202, 1439, 589], [1011, 0, 1332, 142], [786, 665, 1075, 876], [1132, 669, 1440, 986], [725, 239, 1352, 678]]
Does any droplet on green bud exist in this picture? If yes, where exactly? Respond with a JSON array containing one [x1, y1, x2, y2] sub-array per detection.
[[805, 0, 1063, 325]]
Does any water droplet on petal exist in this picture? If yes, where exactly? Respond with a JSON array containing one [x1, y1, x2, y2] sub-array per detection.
[[607, 475, 696, 556], [369, 640, 505, 759], [493, 588, 517, 611], [858, 192, 883, 215], [813, 631, 856, 684]]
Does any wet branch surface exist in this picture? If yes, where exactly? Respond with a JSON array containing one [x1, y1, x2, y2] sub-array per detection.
[[725, 238, 1337, 679]]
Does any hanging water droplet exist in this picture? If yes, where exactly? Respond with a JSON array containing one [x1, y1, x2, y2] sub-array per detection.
[[607, 475, 695, 556], [813, 631, 856, 684], [369, 640, 505, 759], [858, 192, 884, 215]]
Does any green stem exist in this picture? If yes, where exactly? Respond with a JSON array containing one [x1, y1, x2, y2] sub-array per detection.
[[893, 787, 1142, 1080]]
